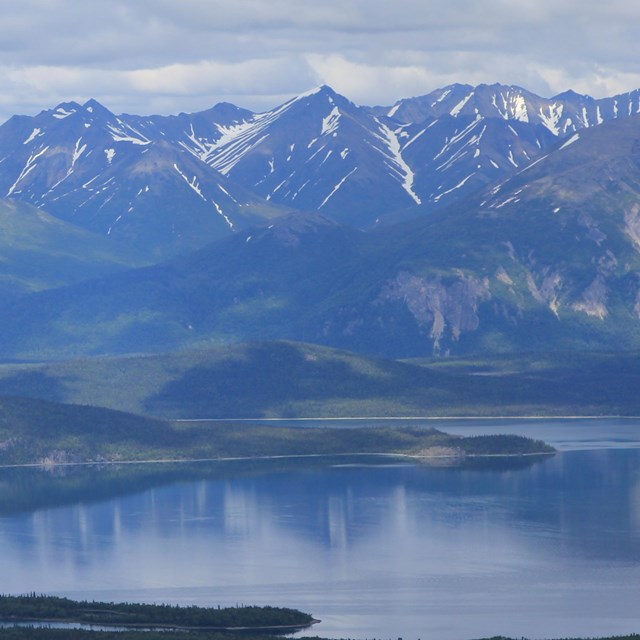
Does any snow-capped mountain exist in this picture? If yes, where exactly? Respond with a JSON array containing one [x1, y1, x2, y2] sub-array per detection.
[[375, 114, 555, 219], [174, 86, 424, 226], [381, 83, 640, 134], [367, 83, 640, 214], [171, 82, 640, 221], [3, 82, 640, 255], [173, 84, 555, 223], [6, 110, 640, 360], [0, 100, 285, 256], [124, 101, 254, 159]]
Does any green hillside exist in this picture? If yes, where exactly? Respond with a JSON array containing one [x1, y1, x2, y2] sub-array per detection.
[[0, 199, 149, 295], [3, 118, 640, 362], [0, 341, 639, 419], [0, 394, 553, 466], [5, 114, 640, 361]]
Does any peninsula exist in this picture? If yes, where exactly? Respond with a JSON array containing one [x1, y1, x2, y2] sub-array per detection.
[[0, 396, 554, 467]]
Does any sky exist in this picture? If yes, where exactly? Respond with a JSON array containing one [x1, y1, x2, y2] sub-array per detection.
[[1, 0, 640, 120]]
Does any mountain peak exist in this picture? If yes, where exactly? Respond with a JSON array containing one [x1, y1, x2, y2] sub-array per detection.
[[82, 98, 114, 117], [291, 84, 347, 104], [47, 101, 82, 119], [200, 101, 254, 124], [299, 84, 334, 97], [552, 89, 588, 101], [478, 82, 529, 94]]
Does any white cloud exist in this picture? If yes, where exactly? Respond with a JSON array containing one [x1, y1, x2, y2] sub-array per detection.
[[0, 0, 639, 119]]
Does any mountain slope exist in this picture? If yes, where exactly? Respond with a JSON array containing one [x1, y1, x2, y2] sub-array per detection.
[[0, 214, 365, 359], [368, 83, 640, 215], [0, 100, 287, 257], [341, 113, 640, 355], [383, 83, 640, 134], [198, 86, 423, 225], [2, 342, 639, 419], [3, 83, 640, 241], [0, 198, 147, 295], [377, 113, 555, 217], [3, 114, 640, 359]]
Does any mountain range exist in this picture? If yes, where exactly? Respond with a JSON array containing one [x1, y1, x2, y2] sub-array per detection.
[[4, 83, 640, 255], [2, 82, 640, 373]]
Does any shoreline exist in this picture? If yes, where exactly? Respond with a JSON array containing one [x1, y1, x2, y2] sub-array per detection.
[[0, 617, 320, 632], [175, 414, 640, 422], [0, 449, 556, 471]]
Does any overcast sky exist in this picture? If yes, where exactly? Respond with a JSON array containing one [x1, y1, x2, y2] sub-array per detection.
[[1, 0, 639, 120]]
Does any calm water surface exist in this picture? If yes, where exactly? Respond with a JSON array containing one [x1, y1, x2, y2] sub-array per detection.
[[1, 419, 640, 640]]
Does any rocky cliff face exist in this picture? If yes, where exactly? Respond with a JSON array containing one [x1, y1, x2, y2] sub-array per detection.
[[378, 272, 491, 352]]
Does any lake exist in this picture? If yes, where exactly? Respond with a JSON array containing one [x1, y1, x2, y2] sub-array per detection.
[[1, 418, 639, 640]]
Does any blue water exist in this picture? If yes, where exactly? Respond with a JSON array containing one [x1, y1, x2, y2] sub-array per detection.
[[1, 419, 640, 640]]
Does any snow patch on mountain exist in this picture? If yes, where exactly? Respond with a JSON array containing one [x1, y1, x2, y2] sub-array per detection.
[[375, 120, 421, 204], [217, 183, 238, 204], [53, 107, 75, 119], [213, 200, 234, 229], [322, 107, 341, 135], [72, 138, 87, 165], [436, 89, 452, 104], [559, 132, 580, 149], [512, 95, 529, 122], [387, 103, 401, 118], [450, 92, 473, 116], [319, 167, 358, 209], [174, 164, 207, 201], [107, 122, 150, 145], [433, 173, 474, 202], [46, 138, 88, 193], [23, 128, 42, 145], [7, 146, 49, 196]]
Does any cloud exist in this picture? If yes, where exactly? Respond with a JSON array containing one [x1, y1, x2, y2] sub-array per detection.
[[0, 0, 639, 119]]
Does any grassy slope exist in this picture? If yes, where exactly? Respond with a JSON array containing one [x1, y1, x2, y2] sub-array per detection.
[[0, 341, 639, 419], [0, 396, 175, 464], [0, 199, 149, 295]]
